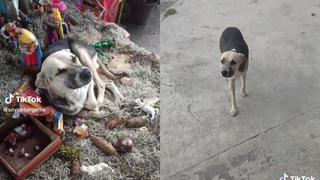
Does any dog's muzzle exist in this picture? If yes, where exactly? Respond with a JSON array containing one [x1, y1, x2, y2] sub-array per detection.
[[221, 68, 234, 78], [80, 68, 92, 82], [66, 68, 93, 89]]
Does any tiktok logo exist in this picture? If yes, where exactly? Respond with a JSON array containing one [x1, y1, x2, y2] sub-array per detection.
[[279, 173, 315, 180], [5, 93, 14, 104], [280, 173, 289, 180], [4, 93, 42, 104]]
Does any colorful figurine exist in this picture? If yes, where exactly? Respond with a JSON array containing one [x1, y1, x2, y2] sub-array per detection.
[[43, 7, 64, 47], [53, 112, 65, 138], [4, 23, 42, 73], [50, 0, 67, 14]]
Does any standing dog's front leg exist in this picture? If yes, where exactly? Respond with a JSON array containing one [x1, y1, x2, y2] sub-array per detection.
[[229, 78, 237, 116], [240, 73, 247, 97]]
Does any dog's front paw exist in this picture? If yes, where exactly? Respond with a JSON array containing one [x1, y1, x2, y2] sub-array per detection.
[[230, 107, 238, 117], [114, 94, 125, 107], [92, 110, 108, 118], [241, 91, 247, 97], [85, 101, 99, 111], [114, 97, 122, 107], [119, 94, 125, 101]]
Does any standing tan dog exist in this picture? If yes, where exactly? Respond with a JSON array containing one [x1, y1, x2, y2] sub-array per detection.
[[219, 27, 249, 116]]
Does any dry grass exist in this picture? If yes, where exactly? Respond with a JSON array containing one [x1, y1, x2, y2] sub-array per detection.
[[0, 3, 159, 180]]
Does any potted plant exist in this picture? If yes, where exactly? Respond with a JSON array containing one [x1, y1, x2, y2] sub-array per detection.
[[127, 0, 159, 25]]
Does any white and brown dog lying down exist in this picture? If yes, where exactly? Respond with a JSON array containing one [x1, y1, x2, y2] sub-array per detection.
[[35, 38, 124, 118], [219, 27, 249, 116]]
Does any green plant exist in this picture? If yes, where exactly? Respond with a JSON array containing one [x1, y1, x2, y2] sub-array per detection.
[[58, 144, 81, 162], [163, 8, 177, 19]]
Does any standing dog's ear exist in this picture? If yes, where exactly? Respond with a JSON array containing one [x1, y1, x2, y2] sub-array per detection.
[[238, 53, 247, 72], [241, 54, 246, 60], [237, 53, 245, 61], [35, 73, 48, 89]]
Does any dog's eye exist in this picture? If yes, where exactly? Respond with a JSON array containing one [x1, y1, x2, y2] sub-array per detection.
[[221, 58, 225, 64], [55, 68, 67, 76], [230, 60, 237, 65]]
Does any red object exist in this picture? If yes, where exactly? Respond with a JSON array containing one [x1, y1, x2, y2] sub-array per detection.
[[81, 0, 119, 23], [50, 0, 68, 13], [102, 0, 119, 23], [18, 84, 57, 122], [22, 49, 39, 72]]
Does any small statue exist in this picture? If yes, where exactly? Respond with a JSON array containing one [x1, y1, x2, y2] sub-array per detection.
[[4, 22, 43, 73], [43, 6, 64, 47], [134, 99, 159, 120], [4, 123, 33, 147]]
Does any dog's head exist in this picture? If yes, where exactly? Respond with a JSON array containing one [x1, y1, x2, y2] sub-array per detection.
[[220, 51, 245, 78], [35, 50, 93, 97]]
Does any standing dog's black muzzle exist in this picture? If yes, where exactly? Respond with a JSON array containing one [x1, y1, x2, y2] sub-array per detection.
[[221, 68, 234, 78]]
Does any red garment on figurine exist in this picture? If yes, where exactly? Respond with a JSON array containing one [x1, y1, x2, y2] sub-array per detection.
[[21, 48, 39, 72]]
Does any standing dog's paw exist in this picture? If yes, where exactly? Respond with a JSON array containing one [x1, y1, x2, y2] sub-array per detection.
[[241, 92, 247, 97], [230, 107, 238, 116]]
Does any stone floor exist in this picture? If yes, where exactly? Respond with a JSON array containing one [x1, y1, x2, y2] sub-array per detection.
[[160, 0, 320, 179]]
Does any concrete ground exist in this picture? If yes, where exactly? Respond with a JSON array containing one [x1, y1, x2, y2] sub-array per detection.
[[122, 4, 160, 54], [160, 0, 320, 179]]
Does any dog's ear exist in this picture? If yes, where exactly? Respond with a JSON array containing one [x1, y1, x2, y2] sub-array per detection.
[[238, 53, 246, 61], [220, 57, 225, 63], [35, 72, 48, 89], [238, 54, 247, 72]]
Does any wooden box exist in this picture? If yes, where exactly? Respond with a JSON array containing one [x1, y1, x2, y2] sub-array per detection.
[[0, 116, 61, 180]]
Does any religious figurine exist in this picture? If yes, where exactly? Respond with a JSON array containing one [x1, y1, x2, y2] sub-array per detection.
[[4, 23, 43, 73], [43, 6, 64, 47]]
